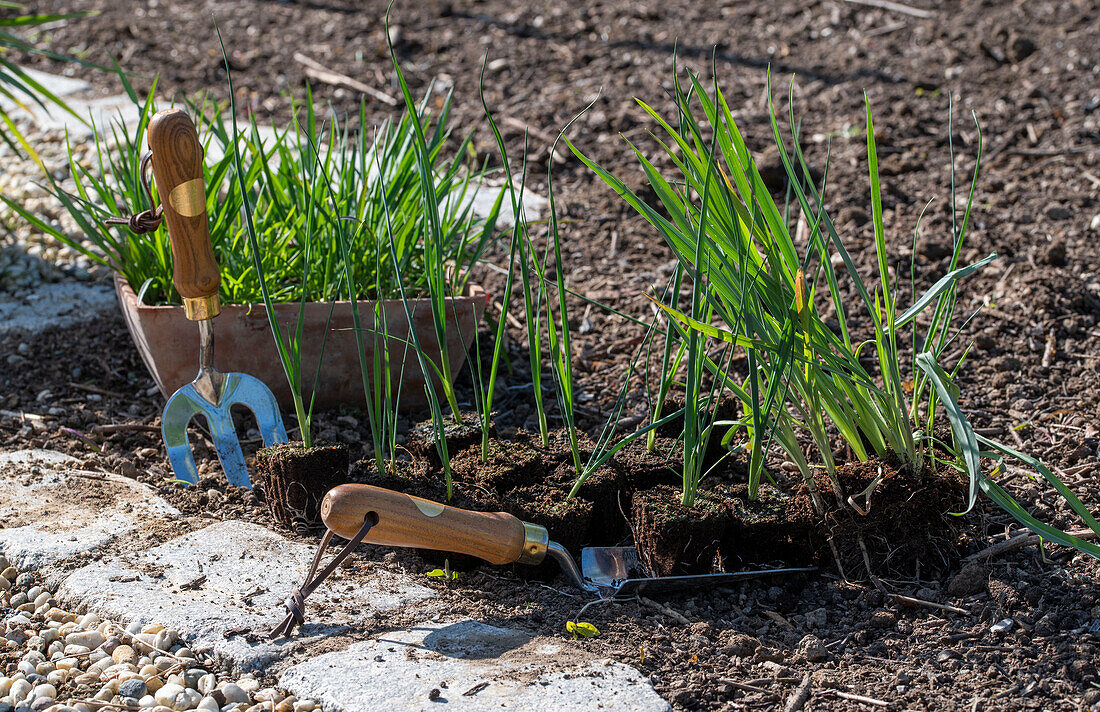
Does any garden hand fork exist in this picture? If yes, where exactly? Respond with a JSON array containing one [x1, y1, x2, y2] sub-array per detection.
[[147, 108, 287, 488]]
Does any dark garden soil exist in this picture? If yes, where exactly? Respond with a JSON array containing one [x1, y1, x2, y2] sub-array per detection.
[[5, 0, 1100, 709]]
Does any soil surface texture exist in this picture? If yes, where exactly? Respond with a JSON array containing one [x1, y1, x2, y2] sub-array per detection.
[[6, 0, 1100, 710]]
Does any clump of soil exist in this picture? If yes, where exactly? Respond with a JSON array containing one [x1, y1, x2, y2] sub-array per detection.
[[503, 483, 594, 556], [549, 462, 629, 543], [349, 456, 440, 497], [406, 413, 486, 465], [816, 458, 970, 579], [720, 483, 819, 568], [253, 442, 349, 531], [631, 484, 730, 577], [449, 437, 546, 490]]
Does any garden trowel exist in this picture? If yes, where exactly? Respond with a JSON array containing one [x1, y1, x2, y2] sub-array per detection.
[[319, 484, 815, 599], [147, 108, 287, 488]]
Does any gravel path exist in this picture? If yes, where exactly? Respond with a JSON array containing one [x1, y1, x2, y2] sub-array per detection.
[[0, 555, 319, 712]]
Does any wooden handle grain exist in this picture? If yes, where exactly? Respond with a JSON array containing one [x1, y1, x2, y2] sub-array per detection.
[[146, 108, 219, 302], [321, 484, 542, 566]]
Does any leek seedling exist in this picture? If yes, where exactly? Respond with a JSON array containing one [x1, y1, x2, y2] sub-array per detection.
[[473, 54, 530, 461], [374, 141, 456, 499], [570, 66, 994, 509], [917, 354, 1100, 561], [645, 263, 686, 452], [217, 30, 334, 448], [385, 5, 502, 424], [543, 105, 590, 477]]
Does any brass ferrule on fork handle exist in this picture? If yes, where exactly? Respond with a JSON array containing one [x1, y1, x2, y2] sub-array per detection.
[[183, 293, 220, 321]]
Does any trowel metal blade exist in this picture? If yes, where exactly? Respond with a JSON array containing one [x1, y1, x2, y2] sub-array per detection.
[[580, 546, 816, 599], [162, 373, 288, 488]]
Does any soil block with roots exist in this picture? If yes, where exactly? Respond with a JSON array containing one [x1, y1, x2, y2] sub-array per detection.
[[406, 413, 487, 466], [449, 438, 546, 491], [816, 457, 968, 579], [253, 442, 349, 531], [718, 483, 818, 568], [631, 484, 730, 577]]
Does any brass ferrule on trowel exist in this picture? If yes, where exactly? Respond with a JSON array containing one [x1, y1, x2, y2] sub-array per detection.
[[517, 522, 550, 565]]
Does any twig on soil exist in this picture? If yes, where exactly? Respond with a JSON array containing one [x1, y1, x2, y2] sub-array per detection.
[[292, 53, 398, 106], [1008, 146, 1092, 157], [70, 700, 142, 711], [1041, 330, 1056, 368], [827, 689, 890, 707], [841, 0, 934, 19], [91, 423, 161, 434], [500, 116, 559, 148], [639, 596, 691, 625], [864, 21, 907, 37], [68, 381, 127, 399], [964, 528, 1098, 562], [891, 594, 968, 615], [719, 679, 772, 695], [0, 409, 45, 422], [783, 673, 813, 712]]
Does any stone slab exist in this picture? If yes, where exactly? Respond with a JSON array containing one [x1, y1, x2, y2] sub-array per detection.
[[58, 520, 436, 671], [0, 281, 117, 335], [0, 449, 179, 570], [8, 67, 94, 100], [279, 619, 669, 712]]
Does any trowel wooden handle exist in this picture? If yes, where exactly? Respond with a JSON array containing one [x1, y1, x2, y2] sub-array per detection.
[[321, 484, 549, 566], [147, 108, 219, 319]]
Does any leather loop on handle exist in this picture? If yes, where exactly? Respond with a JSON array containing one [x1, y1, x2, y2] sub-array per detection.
[[321, 484, 548, 566], [147, 108, 219, 317]]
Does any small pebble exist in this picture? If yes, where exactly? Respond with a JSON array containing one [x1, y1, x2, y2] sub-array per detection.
[[253, 689, 282, 704], [219, 685, 249, 706], [28, 698, 52, 712], [197, 675, 216, 695], [182, 669, 207, 689], [64, 631, 103, 650], [10, 680, 31, 702], [235, 679, 259, 695], [118, 678, 147, 700], [112, 646, 137, 666], [154, 684, 186, 708]]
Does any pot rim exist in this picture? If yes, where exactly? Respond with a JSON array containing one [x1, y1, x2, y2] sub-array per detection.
[[113, 272, 489, 311]]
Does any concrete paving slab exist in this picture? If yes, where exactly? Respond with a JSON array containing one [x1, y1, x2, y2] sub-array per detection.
[[58, 520, 436, 671], [12, 67, 94, 99], [0, 281, 117, 335], [279, 619, 670, 712], [0, 449, 179, 570]]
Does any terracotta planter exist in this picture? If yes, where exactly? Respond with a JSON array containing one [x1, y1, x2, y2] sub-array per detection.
[[114, 275, 488, 410]]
